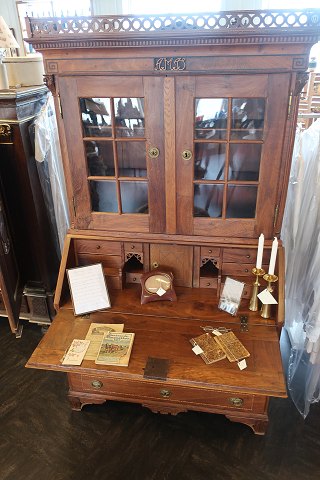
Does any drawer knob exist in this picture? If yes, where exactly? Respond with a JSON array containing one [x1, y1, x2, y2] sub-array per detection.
[[131, 245, 135, 249], [246, 254, 250, 258], [160, 389, 171, 398], [208, 249, 212, 254], [206, 282, 211, 287], [245, 268, 249, 272], [133, 277, 137, 282], [91, 380, 103, 389], [229, 397, 243, 407]]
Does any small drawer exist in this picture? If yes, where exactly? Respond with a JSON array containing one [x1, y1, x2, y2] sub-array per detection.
[[76, 240, 121, 256], [222, 263, 252, 276], [126, 272, 143, 284], [105, 275, 123, 290], [199, 277, 218, 289], [78, 254, 123, 269], [200, 247, 220, 259], [124, 242, 143, 253], [223, 248, 269, 264], [242, 284, 253, 299]]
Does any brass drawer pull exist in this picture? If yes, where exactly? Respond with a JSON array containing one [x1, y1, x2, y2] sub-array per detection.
[[229, 397, 244, 407], [91, 380, 103, 389], [160, 389, 171, 398]]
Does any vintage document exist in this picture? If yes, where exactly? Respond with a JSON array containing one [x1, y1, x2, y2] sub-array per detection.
[[214, 331, 250, 362], [95, 332, 135, 366], [62, 339, 90, 365], [84, 323, 124, 360], [190, 333, 226, 365], [67, 264, 111, 315]]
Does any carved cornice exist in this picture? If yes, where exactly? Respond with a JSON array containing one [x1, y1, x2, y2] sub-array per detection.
[[25, 10, 320, 50]]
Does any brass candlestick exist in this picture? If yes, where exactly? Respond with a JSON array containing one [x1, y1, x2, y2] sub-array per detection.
[[260, 273, 278, 319], [249, 267, 265, 311]]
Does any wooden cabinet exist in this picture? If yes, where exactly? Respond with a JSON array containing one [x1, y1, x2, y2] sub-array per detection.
[[25, 9, 320, 433], [0, 86, 60, 329]]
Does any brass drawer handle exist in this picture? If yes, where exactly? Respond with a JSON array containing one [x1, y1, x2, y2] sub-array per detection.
[[91, 380, 103, 389], [182, 149, 192, 161], [160, 389, 171, 398], [148, 147, 160, 159], [229, 397, 244, 407]]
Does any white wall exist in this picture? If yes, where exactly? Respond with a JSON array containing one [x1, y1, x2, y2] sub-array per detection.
[[0, 0, 24, 53]]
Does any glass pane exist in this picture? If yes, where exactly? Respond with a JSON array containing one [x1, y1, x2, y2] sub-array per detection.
[[229, 144, 262, 181], [80, 98, 112, 137], [114, 98, 145, 137], [85, 141, 115, 176], [231, 98, 265, 140], [90, 180, 118, 212], [120, 181, 148, 214], [194, 143, 226, 180], [117, 141, 146, 177], [194, 184, 224, 218], [195, 98, 228, 140], [226, 185, 258, 218]]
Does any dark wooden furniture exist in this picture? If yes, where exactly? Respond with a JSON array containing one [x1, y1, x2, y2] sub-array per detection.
[[0, 86, 60, 332], [25, 9, 320, 433]]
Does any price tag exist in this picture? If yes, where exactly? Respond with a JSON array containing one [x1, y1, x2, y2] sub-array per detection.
[[156, 287, 166, 296], [257, 289, 278, 305], [238, 359, 247, 370], [192, 345, 204, 355]]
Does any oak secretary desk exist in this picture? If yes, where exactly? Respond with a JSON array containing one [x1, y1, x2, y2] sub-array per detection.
[[25, 9, 320, 434]]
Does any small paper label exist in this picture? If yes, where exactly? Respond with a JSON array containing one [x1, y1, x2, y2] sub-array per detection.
[[212, 329, 222, 336], [62, 339, 90, 365], [192, 345, 204, 355], [257, 289, 278, 305], [156, 287, 166, 296], [238, 359, 247, 370]]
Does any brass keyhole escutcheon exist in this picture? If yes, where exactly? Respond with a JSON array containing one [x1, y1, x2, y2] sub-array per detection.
[[148, 147, 160, 159], [182, 149, 192, 161]]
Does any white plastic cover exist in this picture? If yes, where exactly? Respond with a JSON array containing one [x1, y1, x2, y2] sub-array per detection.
[[281, 119, 320, 418], [34, 93, 70, 254]]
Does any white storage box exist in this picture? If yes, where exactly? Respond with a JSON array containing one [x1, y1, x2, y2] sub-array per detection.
[[3, 55, 45, 87]]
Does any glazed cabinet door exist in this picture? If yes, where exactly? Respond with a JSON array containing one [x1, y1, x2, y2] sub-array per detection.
[[175, 74, 290, 238], [59, 76, 165, 233]]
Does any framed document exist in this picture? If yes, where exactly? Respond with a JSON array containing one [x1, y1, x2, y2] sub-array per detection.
[[67, 264, 111, 315]]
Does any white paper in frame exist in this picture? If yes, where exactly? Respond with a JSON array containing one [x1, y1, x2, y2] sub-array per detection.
[[67, 263, 111, 316]]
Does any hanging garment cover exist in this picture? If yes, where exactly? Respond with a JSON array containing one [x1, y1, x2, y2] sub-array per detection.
[[281, 119, 320, 418]]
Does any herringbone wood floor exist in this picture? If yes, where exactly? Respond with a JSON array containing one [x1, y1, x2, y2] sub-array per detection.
[[0, 318, 319, 480]]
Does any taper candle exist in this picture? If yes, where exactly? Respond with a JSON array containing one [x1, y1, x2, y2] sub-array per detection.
[[268, 237, 278, 275], [256, 233, 264, 269]]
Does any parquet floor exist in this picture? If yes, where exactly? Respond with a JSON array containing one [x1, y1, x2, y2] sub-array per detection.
[[0, 318, 319, 480]]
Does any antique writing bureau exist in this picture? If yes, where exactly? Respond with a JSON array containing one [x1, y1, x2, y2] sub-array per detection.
[[25, 9, 320, 434]]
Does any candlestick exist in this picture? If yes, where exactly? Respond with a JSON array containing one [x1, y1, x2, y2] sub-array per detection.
[[261, 273, 278, 319], [268, 237, 278, 275], [249, 267, 265, 311], [256, 233, 264, 269]]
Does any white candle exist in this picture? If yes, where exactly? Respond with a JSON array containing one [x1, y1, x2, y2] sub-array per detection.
[[268, 237, 278, 275], [256, 233, 264, 269]]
